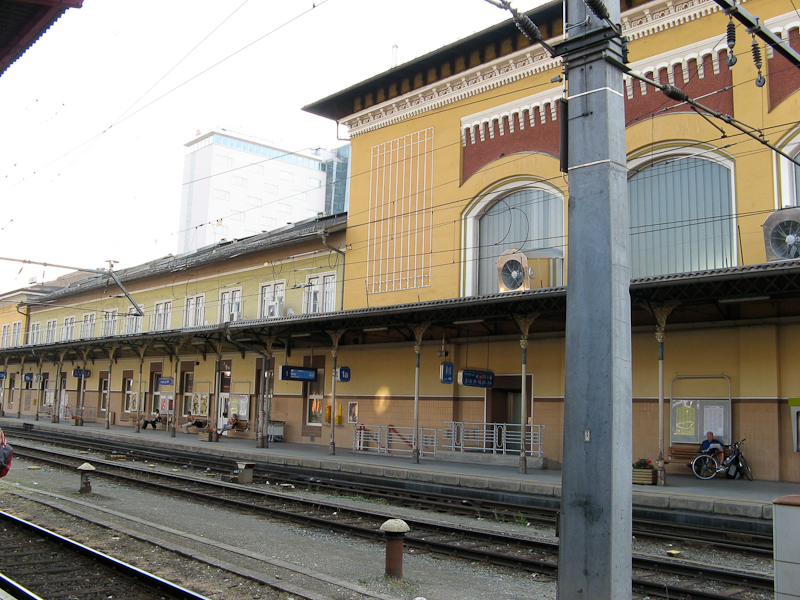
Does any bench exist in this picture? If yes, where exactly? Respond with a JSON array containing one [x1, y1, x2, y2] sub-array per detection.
[[220, 419, 249, 437], [668, 444, 728, 465]]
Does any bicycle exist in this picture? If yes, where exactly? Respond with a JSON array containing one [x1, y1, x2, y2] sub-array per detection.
[[690, 439, 753, 480]]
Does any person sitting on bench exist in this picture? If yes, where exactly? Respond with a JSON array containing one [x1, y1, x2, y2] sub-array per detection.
[[142, 409, 161, 429], [181, 412, 207, 434], [218, 413, 239, 435]]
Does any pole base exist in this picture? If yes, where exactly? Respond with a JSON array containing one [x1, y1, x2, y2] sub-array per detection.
[[519, 456, 528, 474], [328, 441, 336, 455], [411, 449, 420, 464]]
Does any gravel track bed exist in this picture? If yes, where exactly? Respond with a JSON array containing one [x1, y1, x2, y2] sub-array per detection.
[[0, 442, 774, 600]]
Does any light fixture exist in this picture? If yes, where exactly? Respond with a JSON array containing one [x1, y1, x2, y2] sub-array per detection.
[[363, 326, 388, 332], [452, 319, 484, 325], [718, 295, 770, 304], [291, 333, 311, 338]]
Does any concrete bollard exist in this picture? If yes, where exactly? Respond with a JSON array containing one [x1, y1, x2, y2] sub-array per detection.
[[380, 518, 410, 578], [774, 495, 800, 600], [77, 462, 95, 494]]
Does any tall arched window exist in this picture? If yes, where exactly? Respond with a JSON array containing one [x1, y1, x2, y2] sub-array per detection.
[[476, 188, 563, 295], [628, 156, 734, 278]]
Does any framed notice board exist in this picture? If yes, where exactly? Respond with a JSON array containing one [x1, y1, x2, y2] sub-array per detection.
[[669, 375, 732, 445]]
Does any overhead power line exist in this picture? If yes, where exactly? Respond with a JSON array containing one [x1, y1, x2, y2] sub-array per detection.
[[711, 0, 800, 67]]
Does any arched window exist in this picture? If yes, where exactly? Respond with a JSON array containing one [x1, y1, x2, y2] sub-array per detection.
[[628, 156, 734, 278], [475, 187, 564, 295], [776, 127, 800, 208]]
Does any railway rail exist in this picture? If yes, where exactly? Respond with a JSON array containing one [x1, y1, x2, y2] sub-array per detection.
[[6, 437, 774, 600], [0, 510, 210, 600], [5, 426, 774, 554]]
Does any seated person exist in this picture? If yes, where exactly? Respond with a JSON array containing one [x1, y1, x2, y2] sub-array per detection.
[[699, 431, 724, 465], [142, 409, 161, 429], [218, 413, 240, 434], [181, 412, 207, 434]]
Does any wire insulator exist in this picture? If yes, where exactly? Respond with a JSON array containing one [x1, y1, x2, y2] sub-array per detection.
[[584, 0, 610, 21], [751, 37, 762, 70], [726, 19, 736, 50], [514, 14, 543, 43], [661, 84, 689, 102]]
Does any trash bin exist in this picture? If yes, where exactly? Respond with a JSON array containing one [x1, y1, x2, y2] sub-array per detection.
[[236, 462, 255, 484]]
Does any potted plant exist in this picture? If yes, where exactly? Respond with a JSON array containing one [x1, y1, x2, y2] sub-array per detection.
[[632, 458, 656, 485]]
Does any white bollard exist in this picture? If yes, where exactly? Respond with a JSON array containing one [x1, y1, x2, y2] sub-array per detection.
[[774, 495, 800, 600]]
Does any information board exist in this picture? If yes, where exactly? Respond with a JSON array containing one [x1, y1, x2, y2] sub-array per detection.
[[279, 365, 317, 382], [670, 398, 731, 445], [457, 369, 495, 388]]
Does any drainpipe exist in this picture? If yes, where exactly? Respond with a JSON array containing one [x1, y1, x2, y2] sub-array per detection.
[[225, 328, 271, 449], [320, 231, 346, 311]]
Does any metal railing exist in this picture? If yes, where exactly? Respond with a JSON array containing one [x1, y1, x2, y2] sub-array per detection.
[[352, 424, 438, 457], [351, 421, 545, 458], [442, 421, 545, 457]]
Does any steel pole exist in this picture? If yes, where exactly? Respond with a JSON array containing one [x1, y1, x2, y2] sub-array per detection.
[[558, 0, 632, 597]]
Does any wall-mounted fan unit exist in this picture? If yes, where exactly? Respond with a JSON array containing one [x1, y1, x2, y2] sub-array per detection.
[[762, 207, 800, 261], [497, 248, 564, 293]]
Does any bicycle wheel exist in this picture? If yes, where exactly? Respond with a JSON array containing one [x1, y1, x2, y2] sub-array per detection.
[[691, 455, 718, 479], [740, 456, 753, 481]]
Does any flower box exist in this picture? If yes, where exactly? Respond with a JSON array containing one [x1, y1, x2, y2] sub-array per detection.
[[197, 432, 211, 442], [632, 468, 657, 485]]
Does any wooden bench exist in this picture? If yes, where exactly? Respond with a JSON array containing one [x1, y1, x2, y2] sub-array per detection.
[[220, 419, 249, 437], [668, 444, 728, 465]]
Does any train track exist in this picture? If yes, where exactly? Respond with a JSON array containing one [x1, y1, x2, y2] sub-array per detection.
[[6, 426, 774, 554], [8, 440, 774, 600], [0, 510, 210, 600]]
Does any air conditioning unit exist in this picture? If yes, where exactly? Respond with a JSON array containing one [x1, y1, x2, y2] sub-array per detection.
[[762, 207, 800, 261], [266, 300, 285, 318], [497, 248, 564, 293]]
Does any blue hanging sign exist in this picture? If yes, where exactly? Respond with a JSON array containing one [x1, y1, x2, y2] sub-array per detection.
[[158, 378, 173, 386], [458, 369, 495, 388], [0, 372, 5, 379], [73, 369, 91, 378], [335, 366, 351, 382], [279, 365, 318, 382], [440, 362, 455, 384], [23, 373, 33, 383]]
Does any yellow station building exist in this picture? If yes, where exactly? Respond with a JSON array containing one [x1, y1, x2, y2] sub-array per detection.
[[2, 0, 800, 481]]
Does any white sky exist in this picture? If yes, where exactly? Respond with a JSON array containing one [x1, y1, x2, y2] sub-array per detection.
[[0, 0, 546, 291]]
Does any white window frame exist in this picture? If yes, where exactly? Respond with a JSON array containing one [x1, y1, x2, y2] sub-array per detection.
[[29, 322, 41, 345], [213, 189, 231, 200], [126, 305, 143, 334], [279, 170, 293, 181], [232, 176, 248, 187], [777, 127, 800, 208], [152, 300, 172, 331], [229, 210, 246, 221], [249, 163, 264, 174], [102, 309, 118, 337], [461, 177, 566, 297], [45, 319, 57, 343], [81, 313, 96, 338], [61, 316, 75, 341], [184, 294, 205, 327], [277, 203, 291, 214], [10, 321, 21, 346], [217, 155, 233, 166], [259, 280, 286, 318], [263, 183, 278, 194], [219, 288, 243, 323], [1, 324, 8, 347], [308, 177, 322, 187], [261, 216, 276, 228], [100, 376, 109, 411], [295, 191, 307, 201], [246, 196, 262, 206], [303, 272, 336, 314]]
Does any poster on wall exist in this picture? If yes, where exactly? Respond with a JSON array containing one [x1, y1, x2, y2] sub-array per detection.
[[159, 392, 174, 414], [348, 401, 358, 424], [192, 393, 209, 416], [230, 394, 249, 419], [670, 398, 731, 444]]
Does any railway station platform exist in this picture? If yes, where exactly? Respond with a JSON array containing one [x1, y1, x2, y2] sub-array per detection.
[[1, 415, 795, 524]]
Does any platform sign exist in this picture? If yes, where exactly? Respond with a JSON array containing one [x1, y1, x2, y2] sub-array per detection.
[[0, 372, 5, 379], [23, 373, 33, 383], [458, 369, 495, 388], [335, 366, 351, 382], [72, 369, 91, 378], [279, 365, 317, 382], [440, 362, 455, 384], [158, 377, 173, 386]]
